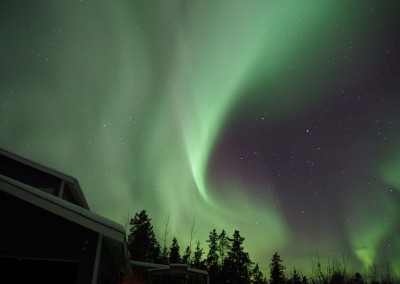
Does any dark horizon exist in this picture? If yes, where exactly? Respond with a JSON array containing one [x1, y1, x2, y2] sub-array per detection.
[[127, 209, 399, 283]]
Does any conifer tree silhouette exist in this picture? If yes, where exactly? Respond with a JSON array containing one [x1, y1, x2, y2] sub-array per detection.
[[269, 252, 286, 284], [182, 245, 191, 264], [251, 263, 267, 284], [169, 236, 181, 263], [206, 229, 219, 281], [192, 241, 205, 269], [225, 230, 252, 284], [127, 210, 160, 262]]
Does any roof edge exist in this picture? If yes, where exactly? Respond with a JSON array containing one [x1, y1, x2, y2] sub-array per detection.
[[0, 175, 125, 238], [0, 147, 90, 210]]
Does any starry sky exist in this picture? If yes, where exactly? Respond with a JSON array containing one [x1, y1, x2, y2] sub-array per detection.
[[1, 0, 399, 276]]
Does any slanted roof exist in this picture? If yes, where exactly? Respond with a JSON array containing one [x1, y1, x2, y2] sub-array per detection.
[[0, 147, 89, 209], [0, 174, 129, 273], [0, 174, 125, 242]]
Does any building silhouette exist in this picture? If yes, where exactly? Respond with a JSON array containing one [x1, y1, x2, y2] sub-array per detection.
[[0, 148, 129, 283]]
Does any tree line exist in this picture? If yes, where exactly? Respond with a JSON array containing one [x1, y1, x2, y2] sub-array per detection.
[[127, 210, 397, 284]]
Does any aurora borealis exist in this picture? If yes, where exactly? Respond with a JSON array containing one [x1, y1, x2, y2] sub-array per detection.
[[1, 0, 399, 276]]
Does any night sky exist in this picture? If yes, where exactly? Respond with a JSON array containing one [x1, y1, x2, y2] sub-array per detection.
[[1, 0, 399, 276]]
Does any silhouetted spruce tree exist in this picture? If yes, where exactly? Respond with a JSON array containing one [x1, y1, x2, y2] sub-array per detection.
[[218, 229, 230, 267], [169, 236, 181, 263], [269, 252, 286, 284], [302, 275, 308, 284], [225, 230, 252, 284], [127, 210, 160, 262], [160, 246, 169, 264], [206, 229, 219, 267], [192, 241, 205, 269], [251, 263, 267, 284], [287, 267, 301, 284], [182, 246, 191, 264], [206, 229, 220, 281]]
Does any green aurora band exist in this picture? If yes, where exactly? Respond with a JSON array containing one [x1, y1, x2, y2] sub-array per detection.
[[1, 0, 399, 276]]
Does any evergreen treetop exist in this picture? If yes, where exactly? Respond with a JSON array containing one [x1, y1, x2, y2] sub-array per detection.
[[193, 241, 205, 269], [169, 236, 181, 264], [270, 252, 286, 284], [127, 210, 160, 262], [206, 229, 219, 269], [226, 230, 252, 283]]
